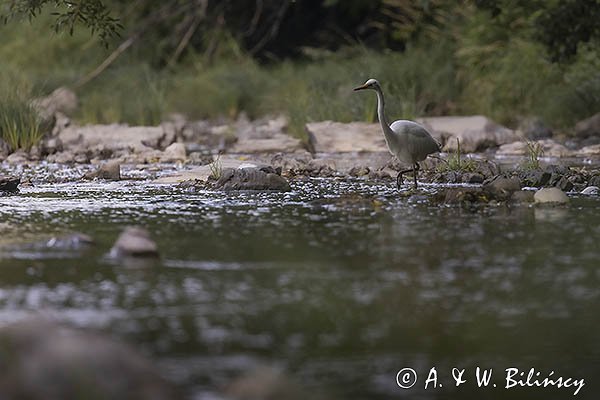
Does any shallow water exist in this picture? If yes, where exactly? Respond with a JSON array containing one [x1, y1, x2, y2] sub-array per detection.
[[0, 165, 599, 399]]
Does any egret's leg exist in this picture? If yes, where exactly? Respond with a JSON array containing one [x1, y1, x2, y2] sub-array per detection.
[[397, 168, 413, 189], [413, 163, 420, 189]]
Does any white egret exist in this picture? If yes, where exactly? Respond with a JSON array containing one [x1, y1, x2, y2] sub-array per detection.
[[354, 78, 440, 189]]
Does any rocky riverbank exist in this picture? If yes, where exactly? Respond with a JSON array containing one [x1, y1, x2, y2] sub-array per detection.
[[1, 88, 600, 199]]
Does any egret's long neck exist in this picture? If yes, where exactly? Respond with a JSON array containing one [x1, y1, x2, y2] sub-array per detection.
[[374, 87, 395, 141]]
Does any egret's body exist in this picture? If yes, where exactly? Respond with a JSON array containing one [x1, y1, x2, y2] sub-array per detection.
[[354, 78, 440, 188]]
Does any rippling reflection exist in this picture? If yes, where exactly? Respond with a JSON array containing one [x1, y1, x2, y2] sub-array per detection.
[[0, 175, 599, 399]]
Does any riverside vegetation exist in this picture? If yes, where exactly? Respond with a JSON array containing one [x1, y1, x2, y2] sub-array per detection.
[[1, 1, 599, 145]]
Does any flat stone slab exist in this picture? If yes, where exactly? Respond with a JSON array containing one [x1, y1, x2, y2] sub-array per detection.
[[418, 115, 519, 153], [153, 158, 262, 183], [306, 121, 388, 153], [59, 124, 165, 154]]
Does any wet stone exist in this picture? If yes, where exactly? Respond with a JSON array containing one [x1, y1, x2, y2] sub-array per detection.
[[349, 166, 370, 177], [518, 169, 551, 187], [462, 172, 484, 184], [511, 190, 535, 203], [534, 187, 569, 204], [483, 176, 521, 199], [555, 176, 574, 192], [84, 161, 121, 180], [215, 167, 291, 191], [581, 186, 599, 195], [110, 226, 159, 258], [0, 176, 20, 193]]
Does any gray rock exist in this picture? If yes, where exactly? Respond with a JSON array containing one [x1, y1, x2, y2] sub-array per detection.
[[483, 176, 521, 199], [419, 115, 517, 153], [581, 186, 599, 195], [439, 187, 490, 204], [519, 169, 551, 187], [497, 139, 574, 158], [577, 144, 600, 157], [349, 166, 370, 177], [511, 190, 535, 203], [42, 137, 64, 155], [0, 138, 10, 158], [31, 87, 78, 119], [0, 176, 20, 192], [74, 152, 90, 164], [518, 117, 552, 139], [555, 176, 574, 192], [110, 226, 159, 258], [47, 151, 76, 164], [574, 112, 600, 138], [0, 318, 175, 400], [306, 121, 388, 153], [59, 124, 163, 156], [534, 187, 569, 204], [5, 151, 29, 164], [230, 115, 303, 154], [462, 172, 484, 184], [215, 167, 291, 191], [589, 175, 600, 187], [85, 161, 121, 180], [46, 232, 95, 250], [29, 145, 42, 160], [52, 112, 72, 135], [160, 142, 187, 162], [496, 141, 528, 156]]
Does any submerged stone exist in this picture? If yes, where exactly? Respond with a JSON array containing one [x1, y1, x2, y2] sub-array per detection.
[[110, 226, 159, 258], [46, 232, 95, 250], [0, 176, 20, 193]]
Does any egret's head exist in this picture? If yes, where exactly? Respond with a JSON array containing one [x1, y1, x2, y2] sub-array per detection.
[[353, 78, 380, 91]]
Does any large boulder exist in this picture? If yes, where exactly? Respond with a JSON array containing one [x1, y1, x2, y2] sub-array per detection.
[[577, 144, 600, 157], [230, 115, 303, 153], [31, 87, 78, 120], [517, 117, 552, 140], [574, 112, 600, 139], [58, 124, 167, 157], [0, 318, 176, 400], [306, 121, 388, 153], [418, 115, 519, 153], [215, 166, 291, 191], [496, 139, 574, 158]]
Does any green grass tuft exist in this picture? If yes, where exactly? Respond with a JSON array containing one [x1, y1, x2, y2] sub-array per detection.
[[521, 140, 544, 170], [437, 138, 477, 173], [0, 84, 44, 152]]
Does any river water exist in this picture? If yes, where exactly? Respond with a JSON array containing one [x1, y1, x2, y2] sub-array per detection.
[[0, 164, 599, 399]]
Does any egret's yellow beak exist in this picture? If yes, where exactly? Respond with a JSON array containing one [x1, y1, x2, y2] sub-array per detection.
[[353, 84, 368, 91]]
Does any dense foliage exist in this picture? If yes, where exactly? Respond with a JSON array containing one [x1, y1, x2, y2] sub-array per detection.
[[1, 0, 599, 137]]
